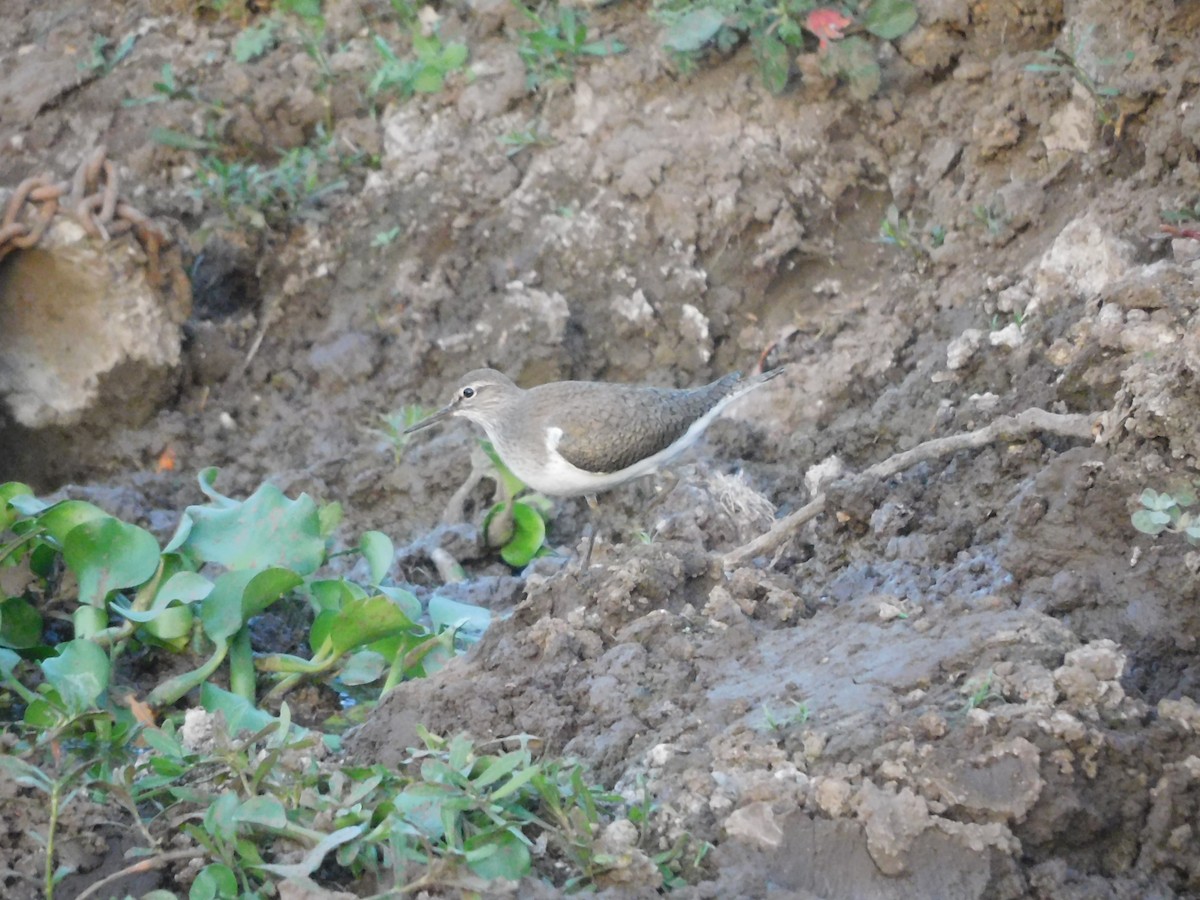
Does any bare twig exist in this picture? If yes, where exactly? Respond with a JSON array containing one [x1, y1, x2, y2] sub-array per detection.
[[721, 408, 1101, 570], [74, 849, 205, 900]]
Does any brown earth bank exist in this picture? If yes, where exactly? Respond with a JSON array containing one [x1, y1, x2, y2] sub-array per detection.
[[2, 0, 1200, 896]]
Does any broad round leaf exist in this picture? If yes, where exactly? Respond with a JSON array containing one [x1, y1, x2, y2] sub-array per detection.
[[428, 594, 491, 637], [41, 639, 110, 715], [190, 862, 237, 900], [500, 502, 546, 568], [863, 0, 919, 40], [0, 482, 34, 532], [176, 480, 325, 575], [465, 828, 532, 880], [359, 530, 395, 585], [37, 500, 108, 545], [663, 7, 725, 52], [64, 516, 161, 608], [0, 596, 43, 649]]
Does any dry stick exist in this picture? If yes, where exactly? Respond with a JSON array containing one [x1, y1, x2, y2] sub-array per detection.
[[74, 849, 206, 900], [721, 408, 1101, 571]]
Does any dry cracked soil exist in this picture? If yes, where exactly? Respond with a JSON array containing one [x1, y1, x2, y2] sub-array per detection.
[[2, 0, 1200, 897]]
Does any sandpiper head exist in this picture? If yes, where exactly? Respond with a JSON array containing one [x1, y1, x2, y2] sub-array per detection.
[[404, 368, 519, 435]]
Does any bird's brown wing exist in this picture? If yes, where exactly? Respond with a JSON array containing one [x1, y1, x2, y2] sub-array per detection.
[[550, 374, 741, 474]]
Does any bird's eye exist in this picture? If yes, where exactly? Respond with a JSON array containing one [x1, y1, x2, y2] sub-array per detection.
[[461, 387, 476, 399]]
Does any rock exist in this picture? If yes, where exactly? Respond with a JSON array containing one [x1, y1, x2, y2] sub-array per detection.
[[725, 801, 784, 848]]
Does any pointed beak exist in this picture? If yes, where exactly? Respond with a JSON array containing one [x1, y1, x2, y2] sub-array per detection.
[[404, 403, 456, 434]]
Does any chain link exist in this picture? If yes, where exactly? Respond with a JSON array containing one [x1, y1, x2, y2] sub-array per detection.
[[0, 146, 167, 282]]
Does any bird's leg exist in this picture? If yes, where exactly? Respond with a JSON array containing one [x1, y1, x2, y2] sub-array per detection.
[[582, 493, 600, 568]]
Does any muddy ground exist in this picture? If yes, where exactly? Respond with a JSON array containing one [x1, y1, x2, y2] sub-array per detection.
[[2, 0, 1200, 896]]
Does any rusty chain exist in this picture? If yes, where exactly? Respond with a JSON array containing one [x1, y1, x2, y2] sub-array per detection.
[[0, 145, 167, 282]]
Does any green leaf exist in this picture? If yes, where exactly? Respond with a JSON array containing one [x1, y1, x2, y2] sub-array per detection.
[[465, 828, 531, 880], [234, 795, 288, 829], [150, 127, 218, 151], [41, 639, 111, 715], [0, 596, 43, 648], [63, 516, 160, 608], [0, 482, 34, 532], [662, 7, 725, 52], [755, 33, 791, 95], [200, 567, 300, 641], [191, 861, 237, 900], [1131, 509, 1168, 535], [377, 584, 422, 620], [489, 762, 542, 800], [500, 502, 546, 568], [171, 477, 325, 575], [472, 750, 528, 789], [338, 649, 387, 685], [201, 682, 296, 737], [36, 500, 108, 545], [232, 19, 277, 63], [360, 531, 394, 585], [255, 826, 364, 878], [0, 755, 53, 791], [316, 594, 419, 660], [412, 67, 446, 93], [428, 594, 491, 637], [122, 571, 214, 623], [863, 0, 919, 40]]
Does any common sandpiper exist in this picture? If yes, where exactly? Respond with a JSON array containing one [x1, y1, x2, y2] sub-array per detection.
[[405, 366, 785, 561]]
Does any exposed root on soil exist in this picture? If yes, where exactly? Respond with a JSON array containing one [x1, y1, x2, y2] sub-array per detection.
[[721, 408, 1104, 571]]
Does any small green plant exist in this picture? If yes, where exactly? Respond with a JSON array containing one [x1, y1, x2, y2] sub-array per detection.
[[760, 698, 810, 731], [499, 123, 555, 157], [964, 671, 997, 712], [1024, 26, 1132, 127], [1132, 488, 1200, 544], [480, 442, 554, 568], [878, 204, 943, 264], [193, 137, 350, 229], [1162, 198, 1200, 226], [81, 33, 137, 75], [372, 225, 402, 247], [370, 404, 428, 460], [368, 30, 469, 102], [971, 197, 1008, 236], [989, 308, 1026, 331], [516, 5, 626, 91], [655, 0, 917, 96]]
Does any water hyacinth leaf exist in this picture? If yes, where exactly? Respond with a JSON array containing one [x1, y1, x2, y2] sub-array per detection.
[[428, 594, 491, 637], [377, 584, 422, 620], [64, 516, 161, 608], [359, 530, 394, 585], [863, 0, 919, 40], [123, 571, 214, 623], [36, 500, 109, 545], [138, 603, 194, 645], [200, 682, 303, 738], [338, 649, 387, 685], [0, 596, 43, 648], [317, 595, 419, 659], [663, 7, 725, 52], [170, 471, 324, 575], [41, 639, 110, 714], [0, 482, 34, 531], [499, 502, 546, 568]]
